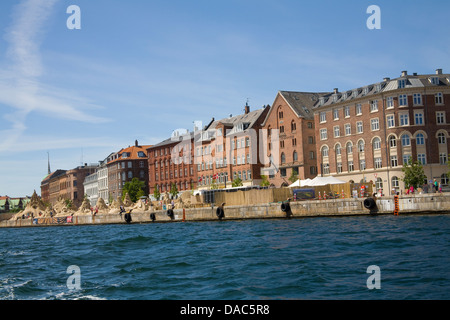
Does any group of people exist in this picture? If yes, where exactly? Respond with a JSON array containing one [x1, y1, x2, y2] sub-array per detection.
[[90, 206, 99, 216], [406, 180, 443, 195]]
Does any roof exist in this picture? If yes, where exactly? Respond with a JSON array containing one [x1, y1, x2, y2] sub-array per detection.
[[313, 71, 450, 110], [41, 169, 67, 183], [197, 107, 268, 142], [107, 144, 152, 165], [148, 132, 195, 150], [279, 91, 331, 119]]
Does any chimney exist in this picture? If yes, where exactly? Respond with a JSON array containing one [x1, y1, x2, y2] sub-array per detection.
[[401, 70, 408, 77], [135, 140, 139, 147], [383, 77, 390, 82], [244, 103, 250, 114], [436, 69, 443, 75], [333, 88, 339, 94]]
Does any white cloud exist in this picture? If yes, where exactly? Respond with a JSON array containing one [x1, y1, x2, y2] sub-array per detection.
[[0, 0, 110, 154]]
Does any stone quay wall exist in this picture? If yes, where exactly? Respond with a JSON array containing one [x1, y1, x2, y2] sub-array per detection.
[[1, 193, 449, 228]]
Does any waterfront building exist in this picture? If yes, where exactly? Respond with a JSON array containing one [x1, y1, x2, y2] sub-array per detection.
[[261, 91, 330, 187], [194, 104, 270, 190], [147, 131, 197, 196], [313, 69, 450, 194], [83, 172, 98, 207], [40, 165, 98, 208], [107, 140, 151, 200]]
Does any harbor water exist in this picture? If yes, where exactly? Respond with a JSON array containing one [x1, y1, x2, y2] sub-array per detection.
[[1, 214, 449, 300]]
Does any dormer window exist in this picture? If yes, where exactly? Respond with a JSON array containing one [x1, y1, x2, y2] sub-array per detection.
[[363, 87, 369, 95], [138, 151, 146, 158], [398, 79, 406, 89], [429, 77, 439, 85], [352, 90, 358, 98], [319, 97, 325, 105], [342, 93, 348, 100]]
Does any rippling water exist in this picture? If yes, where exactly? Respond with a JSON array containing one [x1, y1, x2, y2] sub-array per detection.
[[1, 214, 449, 300]]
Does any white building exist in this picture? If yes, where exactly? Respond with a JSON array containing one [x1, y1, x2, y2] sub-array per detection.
[[83, 172, 98, 207]]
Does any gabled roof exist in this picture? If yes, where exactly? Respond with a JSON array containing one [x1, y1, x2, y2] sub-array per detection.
[[107, 144, 152, 164]]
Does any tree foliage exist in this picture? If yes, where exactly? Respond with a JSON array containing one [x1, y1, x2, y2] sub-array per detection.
[[402, 160, 427, 189], [232, 177, 243, 188], [260, 175, 270, 187], [288, 169, 298, 184], [153, 185, 161, 201], [122, 178, 146, 202], [170, 182, 178, 198]]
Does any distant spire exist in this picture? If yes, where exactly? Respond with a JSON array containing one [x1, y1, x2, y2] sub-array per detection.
[[47, 152, 51, 174]]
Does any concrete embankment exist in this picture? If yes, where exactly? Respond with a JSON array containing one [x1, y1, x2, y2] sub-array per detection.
[[1, 193, 449, 228]]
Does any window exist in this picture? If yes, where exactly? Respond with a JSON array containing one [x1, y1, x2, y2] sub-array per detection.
[[441, 174, 449, 185], [390, 156, 398, 167], [387, 115, 395, 128], [356, 104, 362, 115], [435, 93, 443, 104], [293, 151, 298, 162], [323, 164, 330, 175], [387, 97, 394, 108], [401, 134, 411, 146], [398, 79, 406, 89], [359, 159, 366, 171], [440, 153, 448, 165], [438, 132, 447, 144], [413, 93, 422, 105], [345, 124, 351, 135], [337, 162, 343, 173], [322, 146, 329, 157], [310, 151, 315, 159], [417, 153, 427, 165], [371, 118, 379, 131], [128, 161, 132, 168], [347, 142, 353, 154], [357, 121, 363, 133], [320, 129, 327, 140], [373, 137, 381, 150], [399, 113, 409, 126], [344, 106, 350, 117], [416, 133, 425, 145], [403, 155, 412, 165], [308, 136, 314, 144], [280, 126, 285, 133], [281, 153, 286, 164], [292, 138, 297, 146], [374, 158, 382, 169], [333, 109, 339, 120], [320, 112, 326, 123], [279, 111, 284, 119], [436, 112, 445, 124], [392, 176, 399, 190], [414, 112, 424, 125], [376, 178, 383, 191], [291, 121, 297, 132], [358, 140, 365, 152], [370, 100, 378, 112], [335, 145, 341, 156], [348, 161, 354, 172], [307, 122, 313, 129], [334, 126, 340, 138], [399, 94, 408, 106], [430, 77, 439, 85]]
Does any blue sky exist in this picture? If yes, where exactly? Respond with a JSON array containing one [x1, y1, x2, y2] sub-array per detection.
[[0, 0, 449, 197]]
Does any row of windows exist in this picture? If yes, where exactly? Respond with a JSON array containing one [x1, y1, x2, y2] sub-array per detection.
[[117, 161, 146, 169], [319, 93, 445, 123], [321, 112, 447, 140], [155, 167, 194, 181], [322, 132, 448, 158]]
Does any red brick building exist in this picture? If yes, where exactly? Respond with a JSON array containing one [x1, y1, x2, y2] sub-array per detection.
[[194, 104, 270, 190], [147, 132, 197, 196], [107, 140, 152, 200], [261, 91, 330, 187], [313, 69, 450, 194]]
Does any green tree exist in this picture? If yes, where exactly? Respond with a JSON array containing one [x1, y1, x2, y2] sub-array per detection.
[[170, 182, 178, 199], [402, 159, 427, 189], [153, 185, 161, 201], [122, 178, 146, 202], [260, 175, 270, 187], [232, 177, 243, 187], [210, 177, 218, 190], [288, 168, 298, 184]]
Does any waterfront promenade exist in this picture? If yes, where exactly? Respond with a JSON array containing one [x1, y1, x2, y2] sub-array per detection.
[[1, 193, 449, 228]]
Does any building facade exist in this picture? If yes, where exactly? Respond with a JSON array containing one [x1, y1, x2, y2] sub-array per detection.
[[314, 69, 450, 194], [107, 140, 151, 200], [41, 165, 97, 208], [261, 91, 330, 187], [147, 131, 197, 196], [194, 104, 270, 190]]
